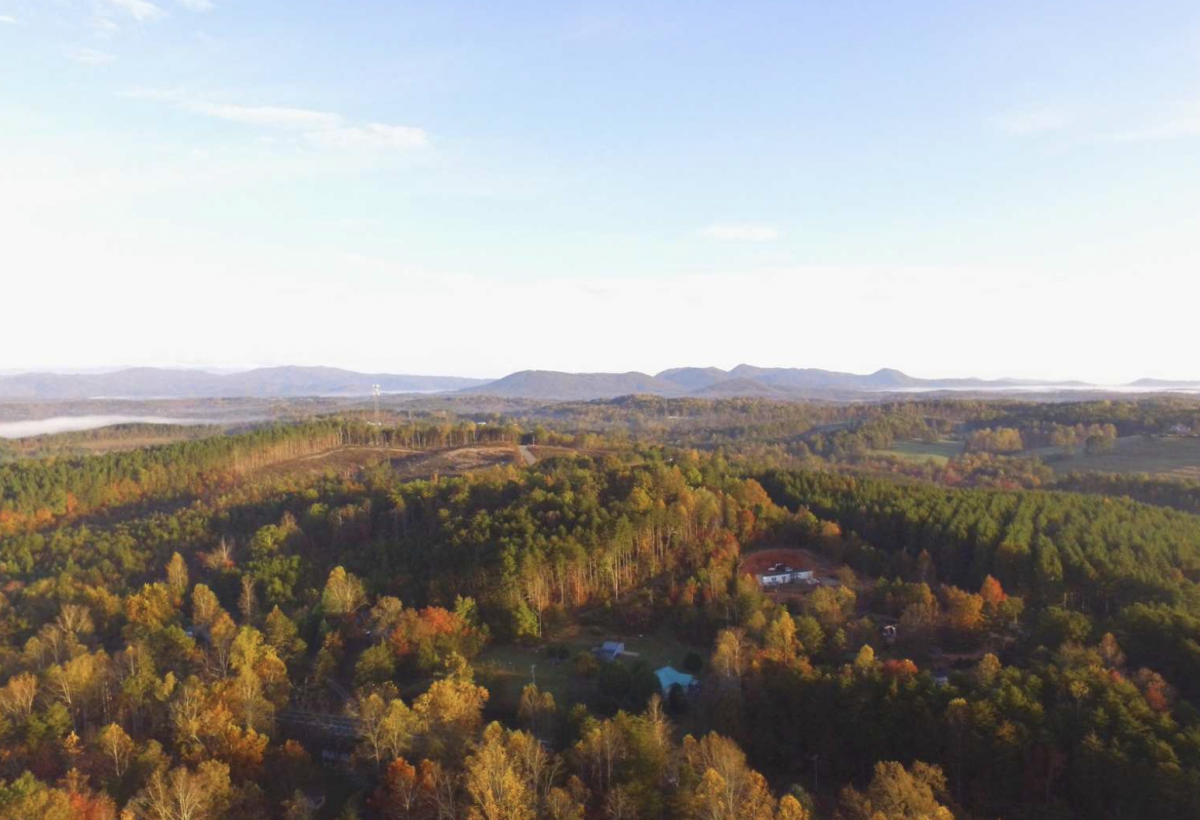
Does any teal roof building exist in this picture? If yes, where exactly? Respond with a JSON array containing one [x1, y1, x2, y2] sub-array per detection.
[[655, 666, 697, 695]]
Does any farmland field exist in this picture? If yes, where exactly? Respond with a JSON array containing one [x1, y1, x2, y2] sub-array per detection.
[[1047, 435, 1200, 480], [871, 438, 965, 464]]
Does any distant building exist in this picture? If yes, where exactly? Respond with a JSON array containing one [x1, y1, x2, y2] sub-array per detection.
[[593, 641, 626, 662], [655, 666, 698, 696], [758, 563, 816, 587]]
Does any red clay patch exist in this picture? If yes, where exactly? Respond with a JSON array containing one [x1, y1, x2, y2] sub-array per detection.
[[741, 547, 826, 576]]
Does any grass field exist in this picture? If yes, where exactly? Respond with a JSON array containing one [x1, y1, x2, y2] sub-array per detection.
[[473, 626, 704, 712], [1047, 436, 1200, 480], [871, 438, 965, 465]]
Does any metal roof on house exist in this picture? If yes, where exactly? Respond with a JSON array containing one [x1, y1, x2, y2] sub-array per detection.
[[655, 666, 696, 693]]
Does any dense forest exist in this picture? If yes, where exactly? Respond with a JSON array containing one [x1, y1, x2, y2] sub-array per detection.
[[2, 399, 1200, 819], [0, 418, 526, 536]]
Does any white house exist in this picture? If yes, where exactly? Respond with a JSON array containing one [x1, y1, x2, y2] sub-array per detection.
[[758, 563, 816, 586]]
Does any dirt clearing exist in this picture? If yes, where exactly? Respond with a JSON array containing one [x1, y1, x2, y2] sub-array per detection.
[[741, 547, 837, 577], [390, 446, 522, 479]]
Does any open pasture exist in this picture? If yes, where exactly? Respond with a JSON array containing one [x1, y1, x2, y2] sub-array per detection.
[[871, 438, 965, 465], [1048, 435, 1200, 480]]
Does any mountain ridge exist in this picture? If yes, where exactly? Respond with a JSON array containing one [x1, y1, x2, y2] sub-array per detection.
[[2, 365, 1185, 402], [459, 365, 1102, 400]]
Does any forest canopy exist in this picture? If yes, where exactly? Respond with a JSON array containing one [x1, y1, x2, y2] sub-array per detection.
[[1, 398, 1200, 819]]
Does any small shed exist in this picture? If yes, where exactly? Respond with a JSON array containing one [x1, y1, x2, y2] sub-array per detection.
[[593, 641, 626, 662]]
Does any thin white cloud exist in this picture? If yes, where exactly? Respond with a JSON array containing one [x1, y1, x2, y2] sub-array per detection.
[[105, 0, 164, 22], [68, 47, 117, 65], [702, 224, 779, 242], [992, 106, 1073, 136], [190, 101, 343, 129], [91, 16, 120, 36], [1108, 103, 1200, 142], [127, 90, 342, 129], [128, 90, 429, 150], [307, 124, 430, 150], [0, 15, 18, 24], [175, 0, 214, 11]]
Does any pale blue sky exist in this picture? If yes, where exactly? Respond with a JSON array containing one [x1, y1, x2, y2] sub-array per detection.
[[3, 0, 1199, 381]]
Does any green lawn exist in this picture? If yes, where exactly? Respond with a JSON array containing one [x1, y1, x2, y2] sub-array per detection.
[[871, 439, 965, 465], [1046, 435, 1200, 480], [473, 626, 705, 713]]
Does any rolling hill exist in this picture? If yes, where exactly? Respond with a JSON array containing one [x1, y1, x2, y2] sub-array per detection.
[[457, 365, 1098, 400], [458, 370, 683, 401], [0, 367, 488, 399]]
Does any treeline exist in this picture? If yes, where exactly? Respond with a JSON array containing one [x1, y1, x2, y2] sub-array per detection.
[[759, 470, 1200, 609], [1056, 472, 1200, 516], [964, 423, 1119, 455], [0, 421, 345, 534], [967, 398, 1200, 438], [524, 396, 953, 456], [507, 396, 1200, 449], [1, 422, 222, 458], [0, 418, 530, 536]]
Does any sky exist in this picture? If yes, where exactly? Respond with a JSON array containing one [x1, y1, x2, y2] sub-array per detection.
[[2, 0, 1199, 383]]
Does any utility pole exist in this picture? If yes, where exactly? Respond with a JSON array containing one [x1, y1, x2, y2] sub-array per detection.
[[372, 384, 381, 446], [531, 664, 537, 687]]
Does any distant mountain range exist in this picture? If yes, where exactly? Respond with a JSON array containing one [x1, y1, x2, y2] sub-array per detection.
[[0, 367, 488, 399], [460, 365, 1096, 400], [1128, 378, 1200, 388], [0, 365, 1191, 402]]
